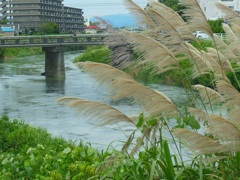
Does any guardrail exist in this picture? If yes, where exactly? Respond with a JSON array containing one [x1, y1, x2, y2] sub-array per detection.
[[0, 34, 108, 48], [215, 33, 227, 41]]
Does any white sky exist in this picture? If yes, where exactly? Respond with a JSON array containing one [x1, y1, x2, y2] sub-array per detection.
[[63, 0, 148, 19]]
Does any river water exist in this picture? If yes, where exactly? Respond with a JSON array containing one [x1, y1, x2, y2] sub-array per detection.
[[0, 52, 188, 150]]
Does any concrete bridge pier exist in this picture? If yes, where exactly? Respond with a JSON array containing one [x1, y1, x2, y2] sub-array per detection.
[[42, 46, 66, 79]]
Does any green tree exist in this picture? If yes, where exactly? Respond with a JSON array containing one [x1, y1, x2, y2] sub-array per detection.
[[158, 0, 182, 12], [208, 19, 225, 33], [0, 19, 8, 25], [39, 22, 60, 34]]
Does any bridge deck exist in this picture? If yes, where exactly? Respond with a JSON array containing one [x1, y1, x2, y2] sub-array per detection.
[[0, 34, 108, 48]]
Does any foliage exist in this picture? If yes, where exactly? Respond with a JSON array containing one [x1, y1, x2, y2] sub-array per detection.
[[208, 19, 225, 33], [158, 0, 183, 12], [3, 47, 42, 58], [73, 46, 111, 64], [0, 19, 8, 25], [0, 116, 109, 179], [39, 22, 60, 35], [0, 48, 5, 59]]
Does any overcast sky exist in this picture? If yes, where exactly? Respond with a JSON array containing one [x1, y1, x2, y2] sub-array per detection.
[[63, 0, 148, 19]]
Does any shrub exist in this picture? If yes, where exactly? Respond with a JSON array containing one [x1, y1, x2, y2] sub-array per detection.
[[73, 46, 111, 64], [0, 116, 109, 179]]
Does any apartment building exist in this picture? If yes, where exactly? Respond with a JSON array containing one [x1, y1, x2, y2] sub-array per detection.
[[199, 0, 240, 20], [0, 0, 84, 33]]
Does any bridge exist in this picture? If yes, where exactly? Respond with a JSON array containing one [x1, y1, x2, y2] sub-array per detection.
[[0, 34, 108, 78]]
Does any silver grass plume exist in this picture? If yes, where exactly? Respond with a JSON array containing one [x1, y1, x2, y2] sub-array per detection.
[[216, 80, 240, 127], [212, 34, 236, 60], [189, 108, 240, 143], [76, 62, 135, 87], [57, 97, 135, 126], [173, 128, 224, 155], [221, 23, 240, 57], [201, 50, 231, 82], [77, 62, 180, 117], [216, 3, 240, 27], [179, 0, 213, 38], [206, 48, 234, 73], [193, 85, 224, 105], [231, 24, 240, 43], [184, 42, 213, 79], [123, 0, 156, 28], [222, 23, 238, 45], [107, 77, 180, 117], [123, 30, 180, 75], [144, 0, 194, 54]]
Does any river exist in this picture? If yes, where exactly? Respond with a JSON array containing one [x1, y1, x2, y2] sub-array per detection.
[[0, 52, 188, 150]]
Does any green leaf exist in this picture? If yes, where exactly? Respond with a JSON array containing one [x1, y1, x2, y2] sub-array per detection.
[[147, 119, 158, 127], [87, 148, 95, 157], [150, 160, 156, 180], [24, 160, 31, 168], [137, 114, 144, 128], [1, 158, 8, 165], [163, 140, 175, 178], [188, 116, 201, 130], [63, 147, 71, 154]]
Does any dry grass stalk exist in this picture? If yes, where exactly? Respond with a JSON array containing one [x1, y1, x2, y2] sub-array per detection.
[[216, 80, 240, 126], [123, 31, 180, 74], [57, 97, 135, 126], [212, 34, 236, 60], [179, 0, 213, 37], [193, 85, 224, 105], [216, 3, 240, 27], [173, 128, 224, 155], [123, 0, 156, 28], [145, 0, 194, 53], [78, 62, 180, 117], [184, 43, 213, 79]]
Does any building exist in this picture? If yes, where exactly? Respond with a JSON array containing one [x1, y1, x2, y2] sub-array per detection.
[[0, 0, 84, 34], [85, 25, 100, 34], [199, 0, 240, 20]]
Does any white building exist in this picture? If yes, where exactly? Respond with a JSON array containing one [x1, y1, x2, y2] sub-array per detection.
[[199, 0, 240, 20]]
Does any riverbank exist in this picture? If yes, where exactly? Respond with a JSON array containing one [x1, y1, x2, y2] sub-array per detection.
[[0, 116, 105, 179], [1, 116, 239, 179]]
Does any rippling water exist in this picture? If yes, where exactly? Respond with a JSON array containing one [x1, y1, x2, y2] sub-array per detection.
[[0, 52, 188, 150]]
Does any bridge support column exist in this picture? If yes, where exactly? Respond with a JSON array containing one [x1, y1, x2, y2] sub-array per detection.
[[42, 47, 66, 79]]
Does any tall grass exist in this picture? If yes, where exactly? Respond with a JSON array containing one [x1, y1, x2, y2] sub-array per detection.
[[58, 0, 240, 179]]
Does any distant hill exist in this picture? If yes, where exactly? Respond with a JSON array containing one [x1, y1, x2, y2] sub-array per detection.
[[91, 14, 137, 28]]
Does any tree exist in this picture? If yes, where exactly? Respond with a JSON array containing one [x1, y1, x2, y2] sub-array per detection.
[[208, 19, 225, 33], [39, 22, 60, 34], [158, 0, 182, 12], [0, 19, 8, 25]]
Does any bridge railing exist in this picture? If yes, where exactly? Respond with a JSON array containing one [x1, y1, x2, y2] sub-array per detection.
[[0, 34, 108, 47]]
